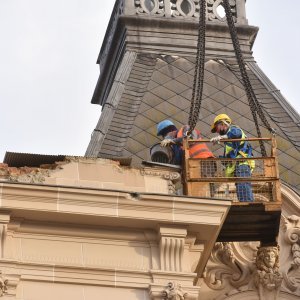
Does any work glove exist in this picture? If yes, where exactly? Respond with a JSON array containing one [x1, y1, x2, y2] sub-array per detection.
[[210, 135, 228, 144], [161, 139, 175, 147]]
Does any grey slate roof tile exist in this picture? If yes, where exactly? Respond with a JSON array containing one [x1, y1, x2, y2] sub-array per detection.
[[151, 85, 177, 100], [89, 53, 300, 193], [142, 107, 169, 123], [158, 64, 185, 79], [163, 80, 189, 94]]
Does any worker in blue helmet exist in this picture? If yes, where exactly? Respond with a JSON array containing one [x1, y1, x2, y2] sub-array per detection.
[[156, 119, 214, 165], [156, 120, 183, 165], [156, 120, 177, 138]]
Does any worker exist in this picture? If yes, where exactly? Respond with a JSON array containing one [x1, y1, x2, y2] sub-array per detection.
[[210, 114, 254, 202], [157, 119, 214, 167]]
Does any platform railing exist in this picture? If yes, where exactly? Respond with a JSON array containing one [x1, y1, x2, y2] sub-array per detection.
[[183, 137, 281, 204]]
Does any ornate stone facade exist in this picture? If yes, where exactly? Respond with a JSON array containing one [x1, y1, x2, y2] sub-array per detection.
[[281, 215, 300, 295], [162, 282, 188, 299], [207, 0, 237, 22], [254, 246, 283, 299], [135, 0, 165, 16], [133, 0, 239, 20], [0, 275, 7, 297], [1, 157, 299, 299], [0, 157, 232, 299], [201, 187, 300, 300]]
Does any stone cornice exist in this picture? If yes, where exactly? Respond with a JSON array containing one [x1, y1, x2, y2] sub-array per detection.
[[0, 182, 231, 230], [0, 181, 231, 282], [120, 15, 258, 56], [0, 259, 150, 288]]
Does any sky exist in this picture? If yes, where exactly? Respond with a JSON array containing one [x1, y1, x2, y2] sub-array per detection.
[[0, 0, 299, 161]]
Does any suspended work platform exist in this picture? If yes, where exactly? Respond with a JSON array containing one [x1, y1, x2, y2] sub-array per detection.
[[182, 137, 282, 246]]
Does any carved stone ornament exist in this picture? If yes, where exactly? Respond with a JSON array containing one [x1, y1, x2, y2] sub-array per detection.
[[135, 0, 165, 16], [207, 0, 237, 22], [204, 242, 253, 291], [0, 273, 20, 298], [141, 168, 181, 194], [9, 170, 50, 184], [171, 0, 199, 18], [162, 282, 188, 300], [281, 215, 300, 295], [149, 281, 199, 300], [0, 276, 8, 297], [254, 245, 283, 299]]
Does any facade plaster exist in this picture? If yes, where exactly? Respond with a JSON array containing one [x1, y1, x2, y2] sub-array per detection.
[[0, 157, 234, 299], [0, 158, 299, 299]]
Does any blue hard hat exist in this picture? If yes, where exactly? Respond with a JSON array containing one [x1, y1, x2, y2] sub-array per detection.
[[157, 120, 176, 136]]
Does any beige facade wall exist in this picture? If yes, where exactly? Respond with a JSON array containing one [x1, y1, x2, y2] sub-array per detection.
[[0, 158, 299, 299], [0, 158, 231, 300]]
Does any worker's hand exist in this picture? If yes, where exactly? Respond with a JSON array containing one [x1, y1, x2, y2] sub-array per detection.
[[161, 139, 175, 147], [210, 135, 228, 144]]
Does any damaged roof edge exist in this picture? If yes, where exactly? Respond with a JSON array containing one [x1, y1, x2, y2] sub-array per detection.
[[3, 152, 132, 168]]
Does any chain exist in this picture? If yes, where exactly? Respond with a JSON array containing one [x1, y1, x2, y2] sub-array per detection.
[[188, 0, 275, 156], [223, 0, 277, 156], [188, 0, 207, 134]]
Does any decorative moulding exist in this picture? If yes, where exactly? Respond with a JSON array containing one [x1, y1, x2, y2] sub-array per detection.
[[281, 215, 300, 296], [207, 0, 237, 22], [135, 0, 165, 16], [159, 226, 187, 272], [149, 281, 200, 300], [204, 242, 253, 292], [132, 0, 241, 22], [141, 167, 181, 194]]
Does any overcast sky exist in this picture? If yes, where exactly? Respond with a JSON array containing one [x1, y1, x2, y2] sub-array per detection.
[[0, 0, 299, 161]]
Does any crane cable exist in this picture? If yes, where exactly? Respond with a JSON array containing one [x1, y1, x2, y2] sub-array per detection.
[[188, 0, 206, 134], [223, 0, 275, 156], [188, 0, 276, 156]]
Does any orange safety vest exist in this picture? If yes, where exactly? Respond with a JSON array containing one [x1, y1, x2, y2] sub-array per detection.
[[177, 127, 214, 159]]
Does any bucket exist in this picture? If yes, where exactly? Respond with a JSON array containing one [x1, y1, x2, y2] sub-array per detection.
[[150, 143, 174, 164]]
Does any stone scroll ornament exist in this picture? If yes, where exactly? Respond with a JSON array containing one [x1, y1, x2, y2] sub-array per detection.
[[204, 242, 252, 291], [254, 245, 283, 299], [135, 0, 165, 15], [281, 215, 300, 294]]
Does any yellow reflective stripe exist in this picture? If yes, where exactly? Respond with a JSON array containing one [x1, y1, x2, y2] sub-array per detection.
[[238, 151, 247, 158]]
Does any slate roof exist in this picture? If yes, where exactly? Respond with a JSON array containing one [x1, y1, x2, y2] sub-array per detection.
[[89, 53, 300, 193], [3, 152, 66, 168]]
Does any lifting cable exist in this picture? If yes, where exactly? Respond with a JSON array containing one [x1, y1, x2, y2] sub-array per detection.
[[188, 0, 276, 157], [223, 0, 275, 156], [188, 0, 206, 134]]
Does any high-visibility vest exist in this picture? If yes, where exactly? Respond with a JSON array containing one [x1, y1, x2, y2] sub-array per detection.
[[224, 125, 255, 176], [177, 127, 214, 159]]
